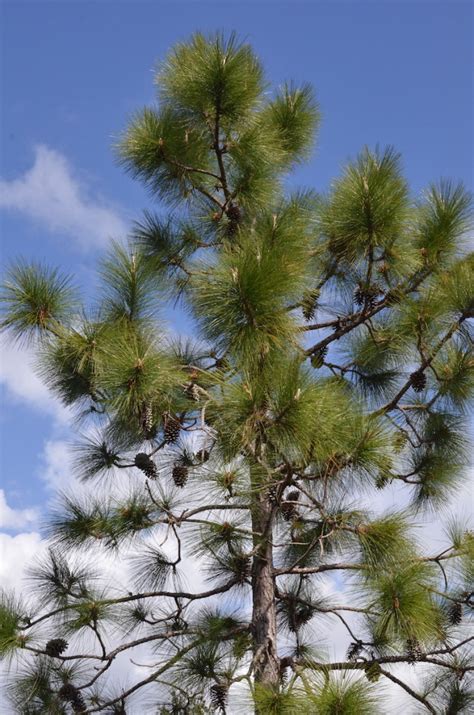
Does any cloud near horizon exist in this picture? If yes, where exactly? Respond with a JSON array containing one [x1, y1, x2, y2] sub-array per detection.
[[0, 145, 127, 250]]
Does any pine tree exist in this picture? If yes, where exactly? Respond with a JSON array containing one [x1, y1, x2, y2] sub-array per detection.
[[1, 32, 473, 714]]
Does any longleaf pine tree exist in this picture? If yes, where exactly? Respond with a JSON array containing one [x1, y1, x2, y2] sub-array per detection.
[[1, 33, 473, 714]]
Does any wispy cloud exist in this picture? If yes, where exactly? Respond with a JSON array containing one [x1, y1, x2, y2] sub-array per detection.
[[0, 145, 127, 250], [0, 490, 39, 530], [0, 336, 70, 423]]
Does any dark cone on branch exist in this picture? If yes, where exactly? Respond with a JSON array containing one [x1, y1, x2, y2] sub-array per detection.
[[172, 464, 189, 488], [58, 683, 86, 713], [267, 484, 279, 506], [310, 346, 327, 369], [281, 490, 300, 521], [347, 641, 363, 661], [134, 452, 158, 479], [163, 413, 181, 443], [449, 602, 463, 626], [45, 638, 68, 658], [301, 289, 320, 321], [226, 203, 242, 235], [210, 683, 228, 713], [288, 602, 314, 632], [354, 283, 380, 309], [233, 553, 251, 584], [410, 369, 426, 393], [195, 449, 210, 463], [140, 402, 155, 439], [364, 661, 381, 682], [406, 638, 423, 662]]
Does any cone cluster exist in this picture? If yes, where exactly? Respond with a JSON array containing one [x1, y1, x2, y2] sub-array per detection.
[[448, 601, 463, 625], [163, 413, 181, 443], [281, 490, 300, 521], [172, 464, 189, 487], [310, 346, 327, 369], [354, 283, 381, 309], [134, 452, 158, 479], [58, 683, 86, 713], [210, 682, 228, 713], [45, 638, 68, 658], [406, 638, 423, 662], [140, 403, 155, 439], [364, 661, 381, 682], [410, 369, 426, 393], [346, 641, 363, 661], [301, 289, 320, 321]]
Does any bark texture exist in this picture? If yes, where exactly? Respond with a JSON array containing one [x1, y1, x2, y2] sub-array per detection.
[[251, 490, 279, 706]]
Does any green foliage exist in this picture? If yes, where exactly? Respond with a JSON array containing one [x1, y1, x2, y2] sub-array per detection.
[[1, 261, 77, 342], [408, 412, 469, 507], [27, 549, 95, 606], [364, 562, 444, 646], [6, 658, 68, 714], [72, 432, 121, 482], [1, 30, 472, 715], [433, 345, 474, 411], [158, 32, 264, 124], [100, 242, 162, 322], [191, 195, 316, 367], [39, 319, 106, 406], [118, 106, 212, 204], [99, 323, 183, 428], [415, 180, 472, 261], [308, 675, 379, 714], [0, 592, 29, 658], [128, 541, 177, 591], [262, 82, 320, 164], [356, 513, 416, 570], [320, 146, 410, 262]]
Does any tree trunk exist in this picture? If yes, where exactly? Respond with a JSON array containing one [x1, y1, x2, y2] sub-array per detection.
[[251, 489, 279, 708]]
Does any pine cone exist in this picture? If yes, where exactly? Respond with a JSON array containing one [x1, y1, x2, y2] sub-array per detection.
[[301, 289, 320, 321], [195, 449, 210, 463], [163, 413, 181, 443], [267, 484, 279, 506], [410, 369, 426, 393], [448, 602, 463, 626], [281, 490, 300, 521], [310, 346, 327, 369], [58, 683, 86, 712], [364, 661, 381, 682], [172, 464, 189, 488], [289, 602, 314, 632], [354, 284, 380, 309], [347, 641, 363, 661], [406, 638, 423, 662], [233, 553, 251, 584], [45, 638, 68, 658], [226, 204, 241, 235], [354, 286, 365, 307], [140, 402, 155, 439], [210, 683, 228, 713], [134, 452, 158, 479]]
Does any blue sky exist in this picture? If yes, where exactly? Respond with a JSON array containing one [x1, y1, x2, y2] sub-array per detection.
[[0, 0, 472, 568]]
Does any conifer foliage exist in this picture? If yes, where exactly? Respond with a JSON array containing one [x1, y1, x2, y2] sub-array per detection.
[[1, 33, 473, 714]]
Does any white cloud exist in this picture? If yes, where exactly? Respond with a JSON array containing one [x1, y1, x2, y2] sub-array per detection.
[[39, 439, 73, 491], [0, 336, 70, 422], [0, 145, 127, 250], [0, 531, 44, 591], [0, 490, 39, 531]]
